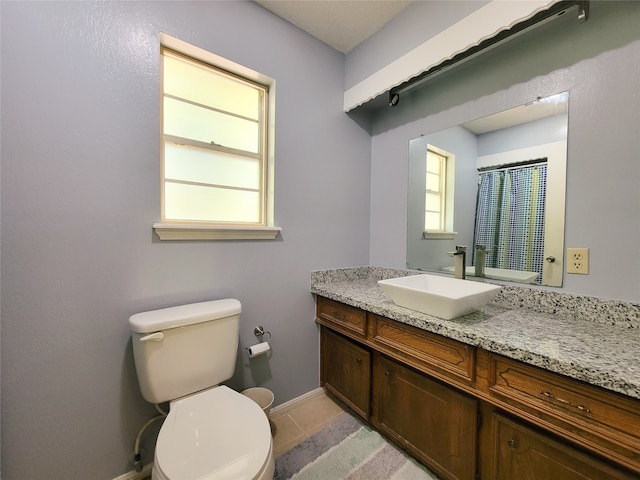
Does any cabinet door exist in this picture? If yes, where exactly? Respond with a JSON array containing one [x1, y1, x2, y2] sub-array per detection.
[[320, 327, 371, 420], [490, 413, 637, 480], [373, 354, 478, 480]]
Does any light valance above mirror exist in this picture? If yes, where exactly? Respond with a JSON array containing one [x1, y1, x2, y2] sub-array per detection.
[[344, 1, 588, 111]]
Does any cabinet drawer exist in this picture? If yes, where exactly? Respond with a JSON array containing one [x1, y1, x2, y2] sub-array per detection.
[[489, 354, 640, 469], [316, 297, 367, 339], [372, 315, 475, 384]]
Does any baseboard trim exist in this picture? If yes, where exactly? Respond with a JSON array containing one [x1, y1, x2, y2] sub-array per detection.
[[270, 387, 325, 416], [113, 462, 153, 480]]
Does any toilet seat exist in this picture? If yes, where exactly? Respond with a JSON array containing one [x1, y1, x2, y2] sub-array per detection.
[[153, 385, 274, 480]]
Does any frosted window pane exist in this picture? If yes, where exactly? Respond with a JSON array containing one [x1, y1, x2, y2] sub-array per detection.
[[164, 98, 259, 153], [425, 193, 441, 212], [426, 174, 441, 192], [164, 54, 260, 120], [425, 212, 441, 230], [426, 157, 441, 174], [165, 143, 260, 190], [165, 183, 260, 223]]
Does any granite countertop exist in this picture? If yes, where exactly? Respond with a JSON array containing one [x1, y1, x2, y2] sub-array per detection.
[[311, 267, 640, 401]]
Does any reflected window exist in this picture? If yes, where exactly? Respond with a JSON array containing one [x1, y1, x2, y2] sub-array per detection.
[[424, 145, 455, 238]]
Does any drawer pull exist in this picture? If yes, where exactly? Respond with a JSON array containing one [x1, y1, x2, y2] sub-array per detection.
[[537, 390, 591, 413], [332, 311, 346, 321], [507, 439, 517, 449], [356, 357, 362, 364]]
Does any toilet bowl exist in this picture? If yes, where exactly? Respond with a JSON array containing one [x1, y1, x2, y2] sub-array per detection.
[[153, 385, 274, 480]]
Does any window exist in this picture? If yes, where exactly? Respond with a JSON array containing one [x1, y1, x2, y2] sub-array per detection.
[[154, 36, 279, 240], [425, 148, 447, 231], [424, 145, 455, 239]]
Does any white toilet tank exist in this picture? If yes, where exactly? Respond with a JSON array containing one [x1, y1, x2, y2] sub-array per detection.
[[129, 299, 241, 404]]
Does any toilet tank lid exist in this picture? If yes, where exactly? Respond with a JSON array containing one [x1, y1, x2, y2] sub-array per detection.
[[129, 299, 241, 333]]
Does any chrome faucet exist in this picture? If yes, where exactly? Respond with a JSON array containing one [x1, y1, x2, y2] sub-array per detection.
[[474, 245, 491, 278], [448, 245, 467, 279]]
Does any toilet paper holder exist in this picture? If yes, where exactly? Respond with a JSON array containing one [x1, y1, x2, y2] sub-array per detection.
[[245, 325, 272, 358], [253, 325, 272, 342]]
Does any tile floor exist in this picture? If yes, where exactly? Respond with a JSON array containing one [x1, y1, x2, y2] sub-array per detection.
[[270, 389, 346, 457]]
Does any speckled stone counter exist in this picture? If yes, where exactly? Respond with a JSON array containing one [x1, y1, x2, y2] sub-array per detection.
[[311, 267, 640, 400]]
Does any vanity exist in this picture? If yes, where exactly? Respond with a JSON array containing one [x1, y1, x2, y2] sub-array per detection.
[[312, 267, 640, 480]]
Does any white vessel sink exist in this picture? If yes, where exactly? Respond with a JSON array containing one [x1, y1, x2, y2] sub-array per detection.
[[378, 274, 502, 320], [442, 266, 539, 284], [482, 267, 539, 284]]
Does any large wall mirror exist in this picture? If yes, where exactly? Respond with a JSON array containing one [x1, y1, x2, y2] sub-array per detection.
[[407, 92, 568, 287]]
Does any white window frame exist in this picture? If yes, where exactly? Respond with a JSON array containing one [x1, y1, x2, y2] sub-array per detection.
[[423, 145, 456, 240], [153, 34, 280, 241]]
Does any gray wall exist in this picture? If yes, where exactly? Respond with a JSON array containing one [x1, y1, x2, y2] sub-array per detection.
[[0, 1, 371, 478], [478, 114, 568, 156], [369, 1, 640, 302]]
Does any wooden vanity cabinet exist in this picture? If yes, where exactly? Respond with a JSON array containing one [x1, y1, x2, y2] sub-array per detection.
[[316, 296, 640, 479], [320, 327, 371, 420], [372, 354, 478, 480]]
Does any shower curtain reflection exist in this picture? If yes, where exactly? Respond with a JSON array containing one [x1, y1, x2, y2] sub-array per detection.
[[473, 162, 547, 284]]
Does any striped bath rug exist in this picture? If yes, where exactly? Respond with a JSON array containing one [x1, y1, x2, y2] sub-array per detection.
[[274, 411, 440, 480]]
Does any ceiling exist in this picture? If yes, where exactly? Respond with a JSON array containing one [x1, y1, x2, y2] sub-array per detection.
[[463, 93, 569, 135], [255, 0, 413, 54]]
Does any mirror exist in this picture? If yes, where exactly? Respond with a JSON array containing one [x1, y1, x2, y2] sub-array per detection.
[[407, 92, 568, 287]]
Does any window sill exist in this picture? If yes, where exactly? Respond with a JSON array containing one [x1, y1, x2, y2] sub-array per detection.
[[423, 230, 457, 240], [153, 223, 282, 241]]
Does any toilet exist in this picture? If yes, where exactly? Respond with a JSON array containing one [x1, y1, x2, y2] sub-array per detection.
[[129, 299, 275, 480]]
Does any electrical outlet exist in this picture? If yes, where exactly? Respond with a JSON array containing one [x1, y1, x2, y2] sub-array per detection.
[[567, 247, 589, 274]]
